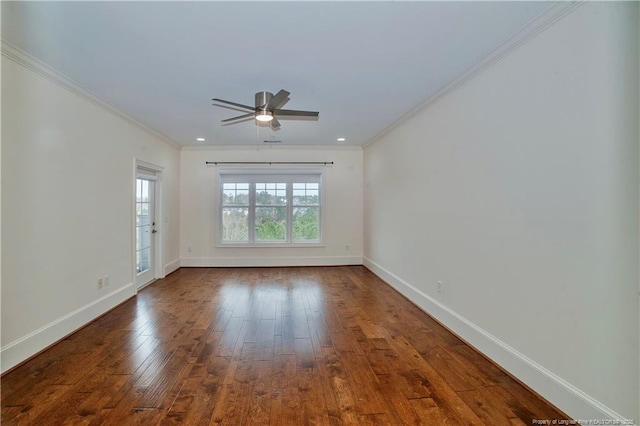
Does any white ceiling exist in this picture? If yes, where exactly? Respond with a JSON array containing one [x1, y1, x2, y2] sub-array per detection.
[[2, 1, 552, 147]]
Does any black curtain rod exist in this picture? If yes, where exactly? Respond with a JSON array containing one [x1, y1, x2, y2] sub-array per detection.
[[206, 161, 333, 165]]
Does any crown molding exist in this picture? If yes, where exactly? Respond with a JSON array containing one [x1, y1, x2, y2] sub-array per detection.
[[1, 40, 182, 150], [181, 144, 363, 152], [363, 1, 585, 149]]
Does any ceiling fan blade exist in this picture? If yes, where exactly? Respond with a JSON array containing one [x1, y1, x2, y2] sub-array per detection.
[[274, 109, 319, 117], [270, 117, 281, 130], [212, 98, 255, 111], [222, 116, 255, 126], [221, 113, 254, 123], [213, 103, 254, 114], [266, 90, 290, 110]]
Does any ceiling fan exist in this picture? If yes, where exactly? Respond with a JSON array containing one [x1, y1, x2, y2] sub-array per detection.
[[212, 89, 319, 130]]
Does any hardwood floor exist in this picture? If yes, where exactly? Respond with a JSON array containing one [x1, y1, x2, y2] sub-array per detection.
[[1, 266, 568, 425]]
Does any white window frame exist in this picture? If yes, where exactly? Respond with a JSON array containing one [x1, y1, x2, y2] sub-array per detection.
[[217, 169, 325, 247]]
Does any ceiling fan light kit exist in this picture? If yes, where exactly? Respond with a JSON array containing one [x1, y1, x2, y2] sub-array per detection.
[[255, 110, 274, 122], [212, 89, 319, 130]]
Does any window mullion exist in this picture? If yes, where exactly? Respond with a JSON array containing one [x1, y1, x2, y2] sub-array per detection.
[[286, 182, 293, 243], [218, 182, 224, 244], [318, 179, 323, 243], [248, 182, 256, 243]]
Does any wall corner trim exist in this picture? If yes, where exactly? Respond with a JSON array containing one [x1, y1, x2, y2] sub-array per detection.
[[0, 283, 136, 374], [362, 257, 633, 423], [1, 39, 182, 150], [164, 258, 181, 276]]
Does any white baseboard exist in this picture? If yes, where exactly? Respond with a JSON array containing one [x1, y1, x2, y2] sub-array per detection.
[[180, 256, 363, 268], [363, 257, 633, 424], [164, 258, 181, 275], [1, 283, 136, 374]]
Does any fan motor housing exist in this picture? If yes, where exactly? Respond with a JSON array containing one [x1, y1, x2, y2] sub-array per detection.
[[255, 91, 273, 108]]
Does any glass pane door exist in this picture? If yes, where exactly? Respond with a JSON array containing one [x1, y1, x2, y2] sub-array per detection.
[[136, 177, 155, 288]]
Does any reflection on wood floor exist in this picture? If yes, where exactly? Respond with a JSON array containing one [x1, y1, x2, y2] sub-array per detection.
[[1, 266, 568, 425]]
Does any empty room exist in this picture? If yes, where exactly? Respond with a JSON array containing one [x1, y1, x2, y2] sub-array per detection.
[[2, 1, 639, 425]]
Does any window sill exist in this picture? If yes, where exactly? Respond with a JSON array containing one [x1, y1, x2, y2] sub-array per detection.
[[216, 242, 325, 248]]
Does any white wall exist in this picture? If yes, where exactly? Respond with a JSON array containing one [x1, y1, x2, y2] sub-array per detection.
[[1, 52, 181, 372], [181, 146, 362, 267], [0, 46, 3, 365], [364, 2, 639, 422]]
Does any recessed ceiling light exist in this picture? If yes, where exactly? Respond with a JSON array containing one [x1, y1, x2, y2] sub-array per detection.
[[196, 137, 205, 142], [337, 137, 346, 142]]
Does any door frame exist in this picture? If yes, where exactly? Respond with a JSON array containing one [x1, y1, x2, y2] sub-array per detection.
[[133, 159, 165, 292]]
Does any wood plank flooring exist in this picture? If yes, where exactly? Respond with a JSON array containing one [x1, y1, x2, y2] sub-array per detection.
[[1, 266, 569, 425]]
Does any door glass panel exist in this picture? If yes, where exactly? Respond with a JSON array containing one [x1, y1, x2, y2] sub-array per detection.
[[139, 247, 150, 274], [140, 203, 150, 225], [136, 178, 153, 275], [141, 179, 149, 202]]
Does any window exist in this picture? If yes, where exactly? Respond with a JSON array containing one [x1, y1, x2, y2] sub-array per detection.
[[221, 183, 249, 242], [219, 171, 322, 245], [292, 183, 320, 241]]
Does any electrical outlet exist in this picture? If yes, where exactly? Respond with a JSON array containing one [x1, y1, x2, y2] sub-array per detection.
[[104, 275, 110, 286], [97, 277, 104, 290], [437, 280, 442, 294]]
